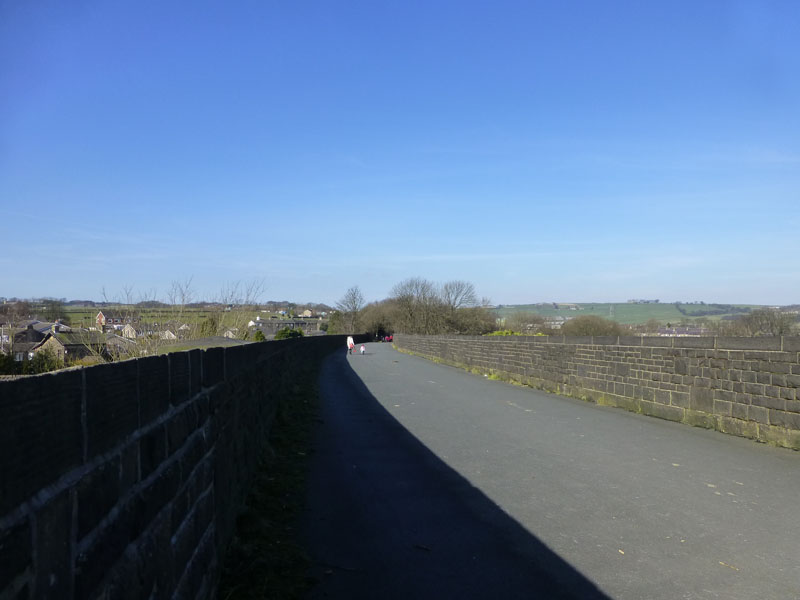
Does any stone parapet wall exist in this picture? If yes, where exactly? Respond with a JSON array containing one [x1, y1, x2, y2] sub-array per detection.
[[394, 334, 800, 450], [0, 335, 364, 599]]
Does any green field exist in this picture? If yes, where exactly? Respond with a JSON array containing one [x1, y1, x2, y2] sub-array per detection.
[[494, 303, 762, 325]]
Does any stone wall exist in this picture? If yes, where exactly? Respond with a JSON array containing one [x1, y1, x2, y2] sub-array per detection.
[[394, 334, 800, 450], [0, 335, 364, 599]]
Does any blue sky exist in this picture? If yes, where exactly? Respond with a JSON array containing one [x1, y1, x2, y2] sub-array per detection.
[[2, 1, 799, 305]]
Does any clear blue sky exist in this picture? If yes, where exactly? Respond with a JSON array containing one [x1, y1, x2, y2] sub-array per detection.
[[2, 1, 799, 306]]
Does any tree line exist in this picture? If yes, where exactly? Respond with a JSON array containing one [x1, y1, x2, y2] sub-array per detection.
[[329, 278, 497, 336]]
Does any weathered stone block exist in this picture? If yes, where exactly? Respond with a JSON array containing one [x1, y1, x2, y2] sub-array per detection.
[[0, 518, 31, 595], [0, 371, 83, 516], [744, 382, 765, 396], [671, 391, 690, 408], [750, 395, 786, 411], [690, 387, 713, 413], [717, 337, 780, 351], [718, 417, 758, 440], [76, 457, 122, 540], [684, 410, 716, 429], [34, 489, 73, 599], [640, 401, 684, 422], [731, 402, 748, 420], [201, 347, 225, 388], [769, 410, 800, 430], [673, 337, 715, 349], [780, 388, 797, 401], [140, 424, 167, 480], [714, 399, 733, 416], [85, 361, 139, 459], [747, 405, 769, 424]]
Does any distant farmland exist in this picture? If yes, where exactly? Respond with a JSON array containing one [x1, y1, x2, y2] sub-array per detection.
[[494, 303, 761, 325]]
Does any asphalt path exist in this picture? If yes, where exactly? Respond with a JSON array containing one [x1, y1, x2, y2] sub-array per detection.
[[301, 343, 800, 599]]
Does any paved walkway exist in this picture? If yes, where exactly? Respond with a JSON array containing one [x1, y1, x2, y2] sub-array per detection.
[[301, 343, 800, 599]]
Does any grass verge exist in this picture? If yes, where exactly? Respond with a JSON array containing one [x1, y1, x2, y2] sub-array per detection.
[[217, 363, 321, 600]]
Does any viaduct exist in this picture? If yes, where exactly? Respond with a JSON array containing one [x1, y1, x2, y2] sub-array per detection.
[[1, 334, 799, 598]]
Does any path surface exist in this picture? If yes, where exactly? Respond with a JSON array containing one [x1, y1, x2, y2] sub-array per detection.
[[301, 343, 800, 599]]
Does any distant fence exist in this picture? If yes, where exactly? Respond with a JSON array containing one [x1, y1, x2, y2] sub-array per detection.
[[394, 334, 800, 450], [0, 334, 366, 599]]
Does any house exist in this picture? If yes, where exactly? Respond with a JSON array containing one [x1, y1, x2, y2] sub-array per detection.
[[658, 326, 711, 337], [35, 331, 107, 362], [544, 316, 568, 329], [96, 312, 134, 331], [121, 324, 138, 339]]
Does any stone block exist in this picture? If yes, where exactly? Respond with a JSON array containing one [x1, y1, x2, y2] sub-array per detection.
[[714, 389, 736, 403], [167, 404, 196, 456], [640, 401, 684, 422], [168, 351, 191, 406], [673, 337, 715, 349], [781, 336, 800, 352], [77, 457, 121, 540], [718, 417, 758, 440], [731, 402, 748, 420], [134, 461, 181, 535], [717, 337, 780, 351], [85, 361, 140, 459], [758, 425, 800, 450], [140, 424, 167, 480], [756, 372, 771, 385], [744, 382, 765, 396], [684, 410, 716, 429], [618, 336, 642, 347], [642, 337, 674, 348], [671, 391, 690, 408], [137, 355, 169, 425], [713, 398, 733, 416], [747, 405, 769, 424], [0, 517, 31, 594], [188, 349, 202, 396], [201, 347, 225, 388], [34, 489, 73, 599], [750, 395, 786, 411], [769, 410, 800, 430], [120, 441, 139, 495], [654, 389, 671, 405], [0, 371, 83, 515]]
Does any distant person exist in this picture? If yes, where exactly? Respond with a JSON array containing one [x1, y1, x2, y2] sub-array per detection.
[[347, 335, 355, 354], [359, 344, 365, 355]]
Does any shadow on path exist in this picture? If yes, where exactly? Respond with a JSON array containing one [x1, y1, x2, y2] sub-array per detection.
[[300, 351, 610, 599]]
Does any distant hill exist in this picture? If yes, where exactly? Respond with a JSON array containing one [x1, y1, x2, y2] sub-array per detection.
[[494, 302, 763, 325]]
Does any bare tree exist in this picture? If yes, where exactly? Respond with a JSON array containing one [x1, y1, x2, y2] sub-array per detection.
[[214, 279, 266, 339], [389, 277, 445, 334], [505, 311, 545, 334], [441, 280, 477, 313], [336, 286, 365, 333], [738, 309, 797, 336]]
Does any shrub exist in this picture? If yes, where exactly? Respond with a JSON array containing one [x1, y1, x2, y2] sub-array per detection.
[[22, 348, 63, 374], [274, 327, 304, 340]]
